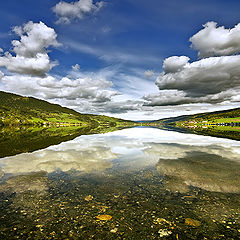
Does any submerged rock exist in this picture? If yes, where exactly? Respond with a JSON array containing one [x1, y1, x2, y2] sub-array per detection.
[[96, 215, 112, 221], [185, 218, 201, 227], [110, 228, 118, 233], [85, 195, 93, 201], [154, 218, 171, 226]]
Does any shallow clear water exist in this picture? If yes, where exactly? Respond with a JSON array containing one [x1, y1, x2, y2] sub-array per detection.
[[0, 127, 240, 239]]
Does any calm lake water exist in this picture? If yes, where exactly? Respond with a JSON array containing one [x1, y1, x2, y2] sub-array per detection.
[[0, 127, 240, 239]]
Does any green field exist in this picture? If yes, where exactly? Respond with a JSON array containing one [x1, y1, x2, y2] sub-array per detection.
[[206, 117, 240, 124]]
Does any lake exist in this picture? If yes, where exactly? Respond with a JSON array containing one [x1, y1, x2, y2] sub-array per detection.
[[0, 127, 240, 239]]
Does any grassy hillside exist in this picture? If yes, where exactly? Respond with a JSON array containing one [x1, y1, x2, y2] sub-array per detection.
[[150, 108, 240, 140], [151, 108, 240, 125], [0, 91, 135, 127], [174, 108, 240, 126]]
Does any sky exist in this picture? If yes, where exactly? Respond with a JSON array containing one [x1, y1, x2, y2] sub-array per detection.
[[0, 0, 240, 120]]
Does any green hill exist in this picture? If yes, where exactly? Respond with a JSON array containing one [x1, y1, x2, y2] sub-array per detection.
[[0, 91, 134, 127], [151, 108, 240, 125], [150, 108, 240, 140]]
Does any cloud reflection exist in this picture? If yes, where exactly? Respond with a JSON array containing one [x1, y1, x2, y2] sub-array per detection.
[[1, 127, 240, 194], [156, 151, 240, 193]]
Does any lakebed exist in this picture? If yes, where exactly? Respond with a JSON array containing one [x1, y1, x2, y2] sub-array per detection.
[[0, 127, 240, 239]]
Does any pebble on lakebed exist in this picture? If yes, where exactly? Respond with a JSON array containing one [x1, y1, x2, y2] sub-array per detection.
[[96, 215, 112, 221], [185, 218, 201, 227], [85, 195, 93, 201], [154, 218, 172, 225], [158, 229, 172, 237], [110, 228, 118, 233]]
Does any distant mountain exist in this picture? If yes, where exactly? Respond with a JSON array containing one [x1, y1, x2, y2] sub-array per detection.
[[0, 91, 134, 127]]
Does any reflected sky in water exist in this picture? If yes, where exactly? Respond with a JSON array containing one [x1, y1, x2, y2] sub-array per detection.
[[1, 127, 240, 194]]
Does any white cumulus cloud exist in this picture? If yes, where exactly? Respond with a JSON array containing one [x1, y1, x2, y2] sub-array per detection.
[[0, 70, 3, 80], [151, 22, 240, 107], [163, 56, 190, 73], [190, 21, 240, 58], [144, 70, 155, 78], [143, 90, 191, 106], [11, 21, 59, 57], [53, 0, 104, 24], [156, 55, 240, 97], [72, 63, 80, 71], [1, 73, 116, 101], [0, 68, 123, 115], [0, 21, 59, 77]]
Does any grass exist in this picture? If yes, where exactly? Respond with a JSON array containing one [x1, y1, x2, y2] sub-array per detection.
[[205, 125, 240, 132], [207, 117, 240, 123]]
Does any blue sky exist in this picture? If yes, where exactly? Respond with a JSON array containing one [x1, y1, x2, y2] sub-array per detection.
[[0, 0, 240, 120]]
